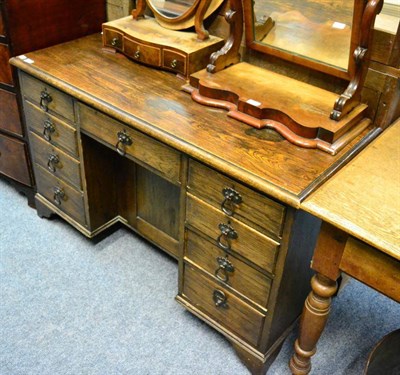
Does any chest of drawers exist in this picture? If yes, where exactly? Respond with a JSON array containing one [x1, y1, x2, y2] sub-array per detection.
[[11, 34, 377, 374], [0, 0, 105, 205]]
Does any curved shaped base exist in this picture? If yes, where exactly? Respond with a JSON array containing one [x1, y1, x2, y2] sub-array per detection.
[[183, 85, 372, 156]]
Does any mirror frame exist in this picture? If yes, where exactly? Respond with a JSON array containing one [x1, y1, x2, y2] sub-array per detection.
[[244, 0, 365, 80], [243, 0, 384, 119], [132, 0, 224, 40]]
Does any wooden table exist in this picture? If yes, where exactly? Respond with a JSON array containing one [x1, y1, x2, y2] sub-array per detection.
[[290, 120, 400, 374]]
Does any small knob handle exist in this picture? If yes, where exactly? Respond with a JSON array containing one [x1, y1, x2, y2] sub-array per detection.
[[221, 187, 242, 216], [53, 186, 65, 206], [115, 130, 133, 156], [217, 223, 238, 250], [215, 256, 235, 283], [43, 119, 55, 141], [39, 88, 53, 112], [47, 153, 60, 173], [170, 59, 177, 68], [134, 50, 141, 59], [213, 289, 228, 308], [111, 37, 120, 47]]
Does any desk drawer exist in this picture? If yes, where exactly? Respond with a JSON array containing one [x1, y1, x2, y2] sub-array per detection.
[[24, 101, 78, 157], [188, 159, 285, 239], [79, 103, 181, 183], [183, 264, 265, 347], [185, 230, 272, 309], [20, 72, 74, 122], [186, 194, 279, 273], [35, 164, 86, 225], [0, 132, 31, 185], [30, 132, 81, 189]]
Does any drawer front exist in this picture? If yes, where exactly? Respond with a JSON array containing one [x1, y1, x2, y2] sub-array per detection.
[[186, 194, 279, 273], [0, 89, 23, 136], [163, 49, 186, 75], [30, 132, 81, 189], [124, 37, 161, 67], [0, 43, 13, 85], [35, 165, 86, 225], [103, 28, 124, 50], [183, 264, 265, 347], [24, 101, 78, 157], [188, 159, 286, 239], [185, 230, 272, 308], [0, 133, 31, 186], [20, 72, 75, 122], [79, 103, 181, 183], [0, 8, 5, 38]]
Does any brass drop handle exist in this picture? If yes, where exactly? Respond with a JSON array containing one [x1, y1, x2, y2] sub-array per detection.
[[53, 186, 65, 206], [111, 37, 120, 47], [170, 59, 177, 68], [221, 187, 242, 216], [134, 50, 140, 59], [217, 223, 238, 250], [43, 119, 55, 141], [39, 88, 53, 112], [115, 130, 133, 156], [47, 153, 60, 173], [215, 256, 235, 283], [213, 289, 228, 308]]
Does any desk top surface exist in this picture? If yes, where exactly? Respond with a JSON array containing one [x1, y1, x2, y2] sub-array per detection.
[[302, 120, 400, 260], [11, 34, 373, 207]]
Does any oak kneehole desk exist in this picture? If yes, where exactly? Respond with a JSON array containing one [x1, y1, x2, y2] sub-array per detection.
[[290, 121, 400, 374], [10, 34, 379, 374]]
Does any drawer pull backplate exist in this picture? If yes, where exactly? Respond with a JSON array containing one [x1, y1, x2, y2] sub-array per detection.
[[215, 256, 235, 282], [221, 187, 242, 216], [213, 289, 228, 308], [47, 153, 60, 173], [40, 89, 53, 112], [217, 223, 238, 250], [53, 186, 65, 206], [43, 119, 55, 141], [116, 130, 133, 156]]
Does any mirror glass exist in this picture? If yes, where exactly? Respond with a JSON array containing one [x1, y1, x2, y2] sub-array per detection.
[[151, 0, 196, 18], [252, 0, 354, 71]]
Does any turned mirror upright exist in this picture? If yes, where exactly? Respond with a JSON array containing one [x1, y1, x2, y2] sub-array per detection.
[[185, 0, 383, 154]]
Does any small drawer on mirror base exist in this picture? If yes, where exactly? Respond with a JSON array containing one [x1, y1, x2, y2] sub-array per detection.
[[102, 28, 124, 50], [163, 49, 186, 75], [124, 37, 161, 67]]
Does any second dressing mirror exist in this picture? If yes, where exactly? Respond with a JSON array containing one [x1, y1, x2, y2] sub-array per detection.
[[245, 0, 358, 79], [183, 0, 384, 154]]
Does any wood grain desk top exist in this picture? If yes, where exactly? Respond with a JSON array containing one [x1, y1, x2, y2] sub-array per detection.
[[10, 34, 376, 207], [302, 119, 400, 260]]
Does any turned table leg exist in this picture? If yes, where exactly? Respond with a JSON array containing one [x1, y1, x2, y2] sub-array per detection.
[[289, 273, 338, 374]]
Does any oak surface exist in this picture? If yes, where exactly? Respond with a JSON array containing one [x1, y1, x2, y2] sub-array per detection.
[[302, 120, 400, 259], [10, 34, 372, 208]]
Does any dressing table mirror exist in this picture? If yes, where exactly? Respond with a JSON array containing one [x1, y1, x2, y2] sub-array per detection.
[[184, 0, 384, 154], [102, 0, 225, 78]]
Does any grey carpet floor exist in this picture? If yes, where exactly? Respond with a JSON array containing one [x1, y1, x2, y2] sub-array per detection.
[[0, 178, 399, 375]]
